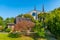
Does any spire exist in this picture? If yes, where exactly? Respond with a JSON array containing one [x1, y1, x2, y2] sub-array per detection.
[[34, 5, 36, 11], [42, 4, 45, 13]]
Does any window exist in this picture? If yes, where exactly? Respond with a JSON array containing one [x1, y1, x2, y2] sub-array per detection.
[[32, 12, 36, 16]]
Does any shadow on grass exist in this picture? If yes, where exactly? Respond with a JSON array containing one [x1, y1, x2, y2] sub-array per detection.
[[26, 33, 46, 40]]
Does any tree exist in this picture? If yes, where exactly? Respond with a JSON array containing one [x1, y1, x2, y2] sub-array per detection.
[[33, 20, 45, 37], [5, 17, 15, 23], [0, 16, 3, 25], [38, 12, 49, 22], [23, 14, 35, 22], [14, 20, 35, 35], [5, 18, 10, 23], [14, 20, 35, 31], [17, 14, 23, 17], [10, 17, 15, 23], [4, 17, 15, 29], [0, 16, 4, 31], [45, 7, 60, 39]]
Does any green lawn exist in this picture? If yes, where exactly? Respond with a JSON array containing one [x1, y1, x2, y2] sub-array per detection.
[[0, 33, 34, 40], [0, 32, 56, 40]]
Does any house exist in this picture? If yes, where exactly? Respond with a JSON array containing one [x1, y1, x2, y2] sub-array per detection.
[[7, 17, 31, 32], [7, 23, 15, 28], [15, 17, 31, 24]]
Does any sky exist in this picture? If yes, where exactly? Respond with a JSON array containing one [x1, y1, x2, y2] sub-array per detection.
[[0, 0, 60, 19]]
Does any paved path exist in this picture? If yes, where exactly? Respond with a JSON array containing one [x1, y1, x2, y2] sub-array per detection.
[[45, 30, 57, 40], [0, 32, 8, 34]]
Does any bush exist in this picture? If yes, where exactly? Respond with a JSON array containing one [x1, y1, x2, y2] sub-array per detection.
[[8, 32, 21, 38], [45, 13, 60, 38], [38, 28, 45, 37], [5, 28, 11, 32], [33, 21, 45, 38], [45, 9, 60, 38], [0, 26, 4, 32]]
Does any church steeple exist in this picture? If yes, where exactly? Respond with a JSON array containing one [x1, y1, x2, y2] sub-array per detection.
[[42, 4, 45, 13], [34, 5, 36, 11]]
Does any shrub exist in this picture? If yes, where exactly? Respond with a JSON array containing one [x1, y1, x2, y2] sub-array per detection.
[[35, 28, 45, 38], [0, 26, 3, 32], [33, 21, 45, 38], [5, 28, 11, 32], [38, 28, 45, 37], [8, 32, 21, 38], [14, 20, 35, 32], [45, 9, 60, 39], [47, 17, 60, 38]]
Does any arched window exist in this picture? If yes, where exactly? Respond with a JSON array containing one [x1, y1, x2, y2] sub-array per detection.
[[32, 12, 36, 16]]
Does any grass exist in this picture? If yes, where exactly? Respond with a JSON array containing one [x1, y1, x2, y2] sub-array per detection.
[[0, 33, 34, 40], [0, 32, 55, 40]]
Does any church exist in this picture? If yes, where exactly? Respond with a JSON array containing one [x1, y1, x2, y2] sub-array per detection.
[[29, 5, 45, 20], [7, 5, 45, 29]]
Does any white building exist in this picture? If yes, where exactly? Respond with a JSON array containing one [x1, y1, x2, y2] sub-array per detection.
[[28, 5, 44, 20], [29, 8, 40, 20]]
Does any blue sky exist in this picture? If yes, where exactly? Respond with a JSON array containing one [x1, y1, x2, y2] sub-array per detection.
[[0, 0, 60, 19]]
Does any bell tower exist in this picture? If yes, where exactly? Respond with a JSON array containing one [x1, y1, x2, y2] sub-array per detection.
[[42, 4, 45, 13], [31, 6, 38, 20], [34, 5, 36, 11]]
